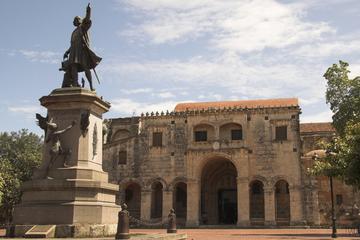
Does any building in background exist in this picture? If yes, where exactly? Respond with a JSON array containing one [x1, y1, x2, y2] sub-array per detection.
[[103, 98, 359, 227]]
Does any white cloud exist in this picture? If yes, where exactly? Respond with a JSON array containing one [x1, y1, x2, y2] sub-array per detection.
[[120, 0, 333, 53], [110, 98, 180, 116], [120, 88, 153, 94], [293, 39, 360, 58], [198, 93, 223, 101], [156, 92, 175, 99], [104, 53, 325, 100], [301, 109, 332, 123], [8, 105, 42, 120], [108, 0, 358, 124], [348, 63, 360, 79], [8, 106, 41, 114], [18, 49, 60, 64]]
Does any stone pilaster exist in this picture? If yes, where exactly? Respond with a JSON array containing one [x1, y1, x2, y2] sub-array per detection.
[[162, 190, 173, 219], [140, 190, 151, 221], [290, 186, 304, 225], [264, 186, 276, 225], [237, 177, 250, 226], [312, 187, 321, 225], [186, 180, 199, 227]]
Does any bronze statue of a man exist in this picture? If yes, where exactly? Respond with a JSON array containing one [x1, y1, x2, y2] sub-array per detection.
[[62, 3, 101, 91]]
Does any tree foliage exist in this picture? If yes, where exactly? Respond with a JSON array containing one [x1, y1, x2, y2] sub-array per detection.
[[0, 129, 42, 224], [323, 60, 360, 136], [312, 61, 360, 186]]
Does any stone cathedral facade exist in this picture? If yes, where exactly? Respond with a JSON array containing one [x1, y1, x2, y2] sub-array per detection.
[[103, 98, 359, 227]]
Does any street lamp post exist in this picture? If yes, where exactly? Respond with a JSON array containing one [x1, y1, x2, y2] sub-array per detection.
[[329, 175, 337, 238]]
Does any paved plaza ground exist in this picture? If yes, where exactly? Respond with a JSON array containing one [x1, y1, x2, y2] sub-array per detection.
[[1, 228, 359, 239], [131, 228, 359, 240]]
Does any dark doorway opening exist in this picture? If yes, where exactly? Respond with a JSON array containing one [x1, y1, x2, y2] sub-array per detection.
[[201, 158, 237, 225], [151, 181, 163, 219], [250, 180, 265, 225], [275, 180, 290, 225], [218, 189, 237, 224]]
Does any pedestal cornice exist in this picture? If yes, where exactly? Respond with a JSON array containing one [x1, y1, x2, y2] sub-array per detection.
[[39, 88, 111, 114]]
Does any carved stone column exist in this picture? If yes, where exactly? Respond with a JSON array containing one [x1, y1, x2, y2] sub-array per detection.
[[162, 189, 173, 219], [264, 186, 276, 226], [186, 179, 200, 227], [237, 177, 250, 226]]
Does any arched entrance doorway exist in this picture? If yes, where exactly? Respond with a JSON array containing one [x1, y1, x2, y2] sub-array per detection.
[[201, 158, 237, 225]]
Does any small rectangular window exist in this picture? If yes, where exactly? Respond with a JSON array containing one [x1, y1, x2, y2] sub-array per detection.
[[336, 194, 343, 205], [118, 151, 127, 165], [231, 129, 242, 140], [195, 131, 207, 142], [275, 126, 287, 140], [152, 132, 163, 147]]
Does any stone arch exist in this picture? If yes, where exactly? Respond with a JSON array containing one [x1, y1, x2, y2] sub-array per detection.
[[250, 175, 268, 188], [195, 153, 238, 177], [145, 177, 168, 191], [200, 156, 238, 225], [219, 122, 243, 141], [193, 123, 216, 142], [270, 175, 294, 189], [169, 176, 188, 191], [118, 178, 144, 190], [112, 129, 130, 142]]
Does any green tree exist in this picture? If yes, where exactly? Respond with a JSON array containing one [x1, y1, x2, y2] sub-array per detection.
[[323, 60, 360, 136], [312, 61, 360, 186], [0, 129, 42, 224]]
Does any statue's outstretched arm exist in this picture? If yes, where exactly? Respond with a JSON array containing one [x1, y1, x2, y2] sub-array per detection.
[[84, 3, 91, 22]]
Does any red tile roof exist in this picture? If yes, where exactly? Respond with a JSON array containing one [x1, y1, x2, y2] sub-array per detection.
[[174, 98, 298, 112], [300, 122, 335, 133]]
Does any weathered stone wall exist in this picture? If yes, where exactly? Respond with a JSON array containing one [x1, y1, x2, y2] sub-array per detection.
[[103, 104, 359, 227], [300, 125, 360, 226], [103, 104, 312, 226]]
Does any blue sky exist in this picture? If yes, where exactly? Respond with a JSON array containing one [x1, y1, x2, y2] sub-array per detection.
[[1, 0, 360, 135]]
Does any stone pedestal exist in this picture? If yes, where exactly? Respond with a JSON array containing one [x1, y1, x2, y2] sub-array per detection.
[[12, 88, 120, 238]]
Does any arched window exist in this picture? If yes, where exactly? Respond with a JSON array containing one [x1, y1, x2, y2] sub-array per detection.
[[219, 123, 243, 141], [249, 180, 264, 223], [151, 182, 163, 219], [173, 182, 187, 220], [193, 124, 215, 142], [275, 180, 290, 225]]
